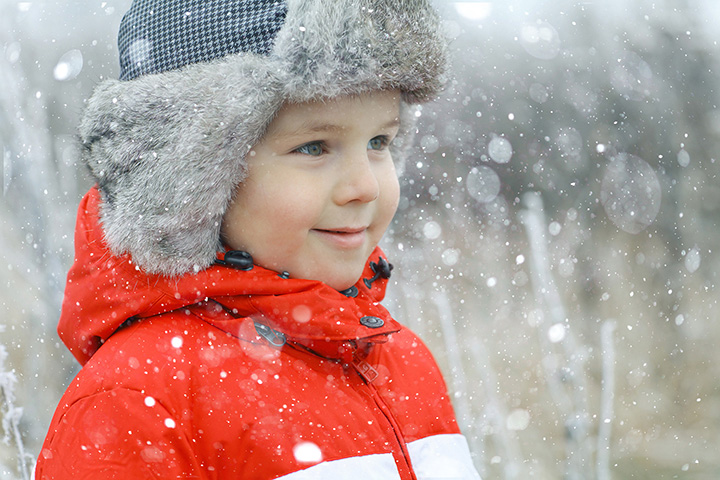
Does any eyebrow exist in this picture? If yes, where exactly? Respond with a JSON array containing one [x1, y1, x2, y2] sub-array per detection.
[[281, 117, 401, 138]]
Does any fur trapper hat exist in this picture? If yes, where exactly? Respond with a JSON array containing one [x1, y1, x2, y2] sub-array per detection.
[[80, 0, 447, 276]]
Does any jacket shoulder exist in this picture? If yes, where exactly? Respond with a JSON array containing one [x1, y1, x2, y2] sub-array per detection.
[[38, 312, 265, 477], [58, 310, 274, 404], [36, 386, 200, 479]]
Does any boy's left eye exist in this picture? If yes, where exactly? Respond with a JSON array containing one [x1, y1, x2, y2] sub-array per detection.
[[368, 136, 390, 151], [295, 142, 325, 156]]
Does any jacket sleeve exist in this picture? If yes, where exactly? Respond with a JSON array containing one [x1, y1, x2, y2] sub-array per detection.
[[36, 388, 202, 479]]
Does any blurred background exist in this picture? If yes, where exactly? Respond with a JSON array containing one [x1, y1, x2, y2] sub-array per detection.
[[2, 0, 719, 478]]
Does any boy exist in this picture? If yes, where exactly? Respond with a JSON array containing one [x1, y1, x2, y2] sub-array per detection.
[[37, 0, 481, 478]]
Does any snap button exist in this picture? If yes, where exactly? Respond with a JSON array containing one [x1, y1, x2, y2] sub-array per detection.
[[339, 286, 358, 298], [221, 250, 254, 271], [363, 257, 393, 288], [360, 316, 384, 328]]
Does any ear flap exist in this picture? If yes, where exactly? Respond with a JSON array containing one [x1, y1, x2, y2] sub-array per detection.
[[78, 58, 281, 275]]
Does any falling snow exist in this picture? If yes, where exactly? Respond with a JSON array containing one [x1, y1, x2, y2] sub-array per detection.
[[2, 1, 720, 479]]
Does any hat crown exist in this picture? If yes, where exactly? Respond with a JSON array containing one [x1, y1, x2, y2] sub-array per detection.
[[118, 0, 287, 80]]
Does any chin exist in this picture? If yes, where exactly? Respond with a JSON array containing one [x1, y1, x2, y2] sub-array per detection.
[[320, 269, 363, 292], [307, 258, 366, 291], [325, 277, 360, 292]]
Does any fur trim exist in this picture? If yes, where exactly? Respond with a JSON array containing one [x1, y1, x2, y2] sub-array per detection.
[[80, 0, 446, 276]]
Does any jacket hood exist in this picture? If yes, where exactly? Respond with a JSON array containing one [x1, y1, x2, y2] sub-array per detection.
[[60, 188, 399, 365], [78, 0, 447, 277]]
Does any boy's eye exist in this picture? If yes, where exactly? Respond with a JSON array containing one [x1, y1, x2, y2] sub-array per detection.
[[368, 136, 390, 151], [295, 142, 324, 156]]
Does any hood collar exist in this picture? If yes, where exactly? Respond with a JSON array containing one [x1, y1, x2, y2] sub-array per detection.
[[59, 188, 399, 365]]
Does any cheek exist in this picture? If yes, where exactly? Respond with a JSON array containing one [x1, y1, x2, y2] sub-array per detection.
[[246, 173, 323, 244], [380, 169, 400, 218], [221, 174, 280, 248], [263, 178, 323, 226]]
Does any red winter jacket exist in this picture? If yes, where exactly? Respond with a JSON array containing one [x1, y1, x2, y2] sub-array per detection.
[[37, 188, 481, 479]]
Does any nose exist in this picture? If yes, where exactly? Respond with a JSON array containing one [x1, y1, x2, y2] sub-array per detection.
[[333, 150, 381, 205]]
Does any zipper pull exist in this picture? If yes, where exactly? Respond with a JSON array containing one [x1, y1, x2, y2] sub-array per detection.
[[254, 322, 286, 347], [352, 358, 379, 383]]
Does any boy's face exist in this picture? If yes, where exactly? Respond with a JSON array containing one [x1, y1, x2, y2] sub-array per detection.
[[221, 90, 401, 291]]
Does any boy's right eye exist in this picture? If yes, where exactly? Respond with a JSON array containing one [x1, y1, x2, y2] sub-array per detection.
[[294, 142, 324, 156]]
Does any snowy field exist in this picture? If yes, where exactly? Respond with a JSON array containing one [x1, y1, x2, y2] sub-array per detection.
[[2, 1, 720, 478]]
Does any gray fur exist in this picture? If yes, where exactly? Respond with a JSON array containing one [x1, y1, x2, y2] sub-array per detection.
[[80, 0, 447, 276]]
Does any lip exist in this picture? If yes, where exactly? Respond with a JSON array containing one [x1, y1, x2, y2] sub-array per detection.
[[312, 227, 368, 249]]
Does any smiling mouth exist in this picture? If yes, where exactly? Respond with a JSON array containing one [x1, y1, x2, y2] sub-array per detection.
[[312, 228, 368, 249], [315, 228, 366, 234]]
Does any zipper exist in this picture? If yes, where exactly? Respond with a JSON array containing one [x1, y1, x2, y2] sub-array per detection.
[[282, 340, 417, 478], [350, 358, 418, 480], [351, 357, 379, 383]]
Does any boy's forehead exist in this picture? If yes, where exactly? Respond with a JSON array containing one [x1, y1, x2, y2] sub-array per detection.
[[269, 91, 401, 135]]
